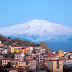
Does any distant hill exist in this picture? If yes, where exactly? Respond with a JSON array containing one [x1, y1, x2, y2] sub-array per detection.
[[0, 34, 36, 46], [0, 34, 6, 41]]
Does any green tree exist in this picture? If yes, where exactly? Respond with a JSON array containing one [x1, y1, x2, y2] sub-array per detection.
[[8, 37, 10, 39], [4, 62, 12, 68], [40, 66, 50, 72]]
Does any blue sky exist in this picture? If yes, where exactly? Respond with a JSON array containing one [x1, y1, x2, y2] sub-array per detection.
[[0, 0, 72, 27]]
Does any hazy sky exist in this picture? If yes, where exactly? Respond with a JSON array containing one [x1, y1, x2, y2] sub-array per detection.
[[0, 0, 72, 27]]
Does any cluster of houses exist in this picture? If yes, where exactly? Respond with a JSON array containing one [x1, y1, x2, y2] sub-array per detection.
[[0, 40, 72, 72]]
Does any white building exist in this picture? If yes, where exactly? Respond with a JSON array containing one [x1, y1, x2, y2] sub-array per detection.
[[63, 59, 72, 66], [2, 48, 8, 54], [2, 58, 10, 66]]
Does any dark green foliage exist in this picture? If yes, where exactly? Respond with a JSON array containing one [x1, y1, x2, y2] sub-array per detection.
[[4, 39, 36, 46], [15, 40, 36, 46], [40, 66, 50, 72], [0, 69, 9, 72], [10, 54, 14, 59], [4, 62, 12, 68], [0, 65, 8, 72], [3, 54, 10, 58], [8, 37, 10, 39]]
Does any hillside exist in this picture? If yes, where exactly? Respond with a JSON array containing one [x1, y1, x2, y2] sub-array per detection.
[[0, 34, 6, 42], [0, 35, 52, 52], [0, 35, 36, 46]]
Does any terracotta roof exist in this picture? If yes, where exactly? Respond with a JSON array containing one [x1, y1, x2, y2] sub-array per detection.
[[18, 61, 26, 62], [2, 58, 10, 60], [46, 59, 62, 61], [43, 56, 48, 58], [27, 59, 38, 60]]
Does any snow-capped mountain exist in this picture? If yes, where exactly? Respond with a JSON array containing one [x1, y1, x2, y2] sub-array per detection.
[[0, 19, 72, 42]]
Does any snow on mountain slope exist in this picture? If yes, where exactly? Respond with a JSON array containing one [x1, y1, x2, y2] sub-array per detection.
[[0, 19, 72, 41]]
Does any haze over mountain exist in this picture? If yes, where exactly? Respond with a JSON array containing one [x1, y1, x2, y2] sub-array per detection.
[[0, 19, 72, 42]]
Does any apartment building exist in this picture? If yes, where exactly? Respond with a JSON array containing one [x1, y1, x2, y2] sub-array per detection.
[[2, 58, 10, 66], [46, 60, 63, 72]]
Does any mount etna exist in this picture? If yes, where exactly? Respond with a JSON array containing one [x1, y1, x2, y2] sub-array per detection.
[[0, 19, 72, 51]]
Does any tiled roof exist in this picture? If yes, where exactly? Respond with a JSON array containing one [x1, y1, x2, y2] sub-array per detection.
[[2, 58, 10, 60], [46, 59, 62, 61]]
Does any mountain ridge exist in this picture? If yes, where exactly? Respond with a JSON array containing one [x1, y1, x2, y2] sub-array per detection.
[[0, 19, 72, 42]]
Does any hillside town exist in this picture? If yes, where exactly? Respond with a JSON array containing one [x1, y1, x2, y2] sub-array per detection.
[[0, 36, 72, 72]]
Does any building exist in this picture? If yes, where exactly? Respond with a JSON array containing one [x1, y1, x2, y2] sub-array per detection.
[[46, 60, 63, 72], [10, 59, 18, 67], [25, 48, 30, 55], [27, 59, 39, 70], [2, 58, 10, 66], [0, 47, 4, 53], [10, 47, 14, 53], [36, 47, 42, 55], [21, 48, 26, 53], [26, 56, 32, 60], [21, 48, 30, 54], [0, 41, 1, 46], [70, 54, 72, 58], [42, 49, 46, 54], [14, 49, 20, 53], [2, 48, 8, 54], [29, 47, 34, 50], [18, 61, 26, 68], [14, 53, 25, 61], [63, 59, 72, 66], [12, 46, 22, 53], [47, 55, 59, 60], [57, 50, 64, 60], [52, 51, 56, 54]]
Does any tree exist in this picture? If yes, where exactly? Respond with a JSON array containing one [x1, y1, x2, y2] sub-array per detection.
[[45, 50, 48, 54], [40, 66, 50, 72], [0, 69, 8, 72], [4, 62, 12, 68], [10, 54, 14, 59], [8, 37, 10, 39]]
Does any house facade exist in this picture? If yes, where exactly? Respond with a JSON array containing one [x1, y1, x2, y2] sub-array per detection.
[[46, 60, 63, 72], [2, 58, 10, 66]]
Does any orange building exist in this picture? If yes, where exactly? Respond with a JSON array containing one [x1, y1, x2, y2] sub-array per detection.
[[25, 48, 29, 50]]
